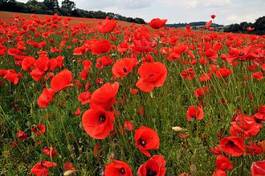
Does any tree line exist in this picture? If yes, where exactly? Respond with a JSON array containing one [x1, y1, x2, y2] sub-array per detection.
[[224, 16, 265, 35], [0, 0, 146, 24]]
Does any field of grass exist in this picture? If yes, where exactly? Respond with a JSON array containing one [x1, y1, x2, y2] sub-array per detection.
[[0, 11, 264, 176]]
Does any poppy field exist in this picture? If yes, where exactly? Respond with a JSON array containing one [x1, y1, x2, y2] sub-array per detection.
[[0, 12, 265, 176]]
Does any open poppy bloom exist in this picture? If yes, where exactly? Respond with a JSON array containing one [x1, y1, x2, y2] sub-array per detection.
[[31, 160, 57, 176], [229, 114, 262, 138], [98, 17, 117, 33], [137, 155, 166, 176], [136, 62, 167, 92], [251, 160, 265, 176], [50, 69, 73, 92], [186, 105, 204, 121], [219, 136, 245, 157], [82, 107, 115, 139], [112, 57, 138, 78], [104, 160, 133, 176], [134, 126, 160, 157], [149, 18, 167, 29], [90, 82, 119, 110], [91, 39, 111, 55]]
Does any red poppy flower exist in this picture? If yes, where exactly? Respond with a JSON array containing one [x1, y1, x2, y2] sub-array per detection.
[[90, 82, 119, 110], [194, 86, 209, 98], [180, 68, 196, 80], [251, 160, 265, 176], [96, 56, 113, 69], [186, 105, 204, 121], [215, 67, 233, 79], [124, 120, 134, 131], [37, 88, 55, 108], [211, 15, 216, 19], [246, 143, 263, 155], [3, 70, 22, 85], [149, 18, 167, 29], [215, 155, 233, 171], [50, 69, 73, 92], [252, 72, 263, 80], [136, 62, 167, 92], [82, 107, 115, 139], [91, 39, 111, 55], [35, 55, 49, 72], [31, 160, 57, 176], [31, 123, 46, 136], [104, 160, 133, 176], [64, 161, 76, 172], [137, 155, 166, 176], [134, 126, 160, 157], [199, 73, 212, 82], [219, 136, 245, 157], [112, 57, 138, 78], [30, 68, 45, 82], [78, 91, 91, 105], [98, 18, 117, 33], [229, 114, 262, 138], [42, 146, 57, 158], [16, 130, 28, 141], [22, 56, 35, 71], [212, 169, 226, 176], [254, 105, 265, 121]]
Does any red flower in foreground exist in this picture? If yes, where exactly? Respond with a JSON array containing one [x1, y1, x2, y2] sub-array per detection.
[[50, 69, 73, 92], [215, 155, 233, 171], [37, 88, 55, 108], [220, 136, 245, 157], [137, 155, 166, 176], [251, 160, 265, 176], [136, 62, 167, 92], [104, 160, 133, 176], [134, 126, 160, 157], [31, 161, 57, 176], [90, 82, 119, 110], [112, 57, 138, 78], [149, 18, 167, 29], [186, 105, 204, 121], [82, 107, 115, 139]]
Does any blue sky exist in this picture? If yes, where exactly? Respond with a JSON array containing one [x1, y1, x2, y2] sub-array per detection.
[[17, 0, 265, 25]]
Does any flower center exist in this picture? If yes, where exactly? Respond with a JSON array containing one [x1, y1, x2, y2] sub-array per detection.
[[123, 67, 128, 73], [99, 114, 106, 123], [147, 169, 157, 176], [119, 168, 125, 175], [139, 138, 146, 147]]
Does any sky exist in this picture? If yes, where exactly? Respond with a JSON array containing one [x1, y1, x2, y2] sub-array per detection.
[[17, 0, 265, 25]]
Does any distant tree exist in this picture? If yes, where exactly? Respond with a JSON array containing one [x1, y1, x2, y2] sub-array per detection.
[[61, 0, 75, 11], [254, 16, 265, 35], [43, 0, 59, 10]]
